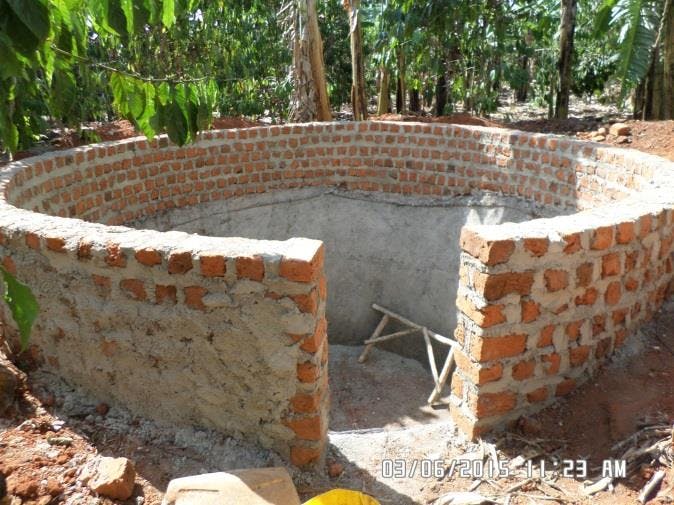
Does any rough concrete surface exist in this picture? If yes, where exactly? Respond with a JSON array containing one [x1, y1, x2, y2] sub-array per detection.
[[133, 188, 553, 363], [329, 345, 452, 431]]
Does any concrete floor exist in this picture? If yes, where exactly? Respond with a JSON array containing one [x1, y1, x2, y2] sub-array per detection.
[[328, 344, 452, 432]]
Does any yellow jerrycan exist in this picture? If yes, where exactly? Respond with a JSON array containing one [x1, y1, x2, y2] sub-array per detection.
[[303, 489, 381, 505]]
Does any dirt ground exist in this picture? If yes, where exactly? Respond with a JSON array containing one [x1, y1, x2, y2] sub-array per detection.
[[2, 108, 674, 504]]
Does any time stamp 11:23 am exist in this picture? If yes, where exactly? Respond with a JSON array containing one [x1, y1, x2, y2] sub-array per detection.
[[381, 458, 628, 480]]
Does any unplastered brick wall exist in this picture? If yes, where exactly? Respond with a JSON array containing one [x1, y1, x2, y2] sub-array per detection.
[[0, 120, 673, 451], [450, 182, 674, 438]]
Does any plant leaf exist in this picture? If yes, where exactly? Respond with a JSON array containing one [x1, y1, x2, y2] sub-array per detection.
[[0, 266, 39, 352]]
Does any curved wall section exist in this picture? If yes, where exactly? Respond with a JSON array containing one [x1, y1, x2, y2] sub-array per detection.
[[0, 121, 672, 457]]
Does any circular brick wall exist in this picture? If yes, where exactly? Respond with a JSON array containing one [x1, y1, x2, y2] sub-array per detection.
[[1, 120, 674, 450]]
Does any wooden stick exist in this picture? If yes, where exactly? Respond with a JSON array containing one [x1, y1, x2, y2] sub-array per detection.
[[358, 314, 389, 363], [372, 303, 458, 348], [423, 327, 440, 385], [363, 327, 420, 345], [638, 470, 665, 504], [427, 347, 454, 404]]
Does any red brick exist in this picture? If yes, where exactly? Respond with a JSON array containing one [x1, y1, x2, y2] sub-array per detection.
[[563, 233, 581, 254], [155, 285, 177, 304], [527, 387, 548, 403], [475, 391, 517, 417], [284, 416, 323, 441], [625, 277, 639, 291], [92, 274, 111, 291], [596, 337, 612, 358], [538, 325, 555, 347], [199, 254, 226, 277], [297, 362, 319, 383], [101, 340, 118, 357], [168, 251, 193, 274], [592, 314, 606, 336], [544, 269, 568, 292], [77, 240, 92, 259], [555, 378, 576, 396], [292, 289, 319, 314], [523, 237, 549, 257], [591, 226, 613, 250], [280, 244, 324, 282], [290, 445, 321, 467], [612, 308, 628, 325], [615, 328, 628, 347], [2, 256, 16, 274], [471, 333, 527, 362], [521, 300, 540, 323], [475, 271, 534, 301], [460, 230, 515, 266], [542, 353, 560, 375], [575, 288, 598, 306], [135, 248, 162, 266], [301, 318, 327, 353], [456, 296, 506, 328], [105, 243, 126, 267], [455, 349, 503, 384], [46, 237, 66, 253], [236, 256, 265, 281], [512, 359, 535, 380], [570, 345, 590, 366], [605, 281, 622, 305], [616, 222, 635, 244], [120, 279, 147, 301], [639, 215, 652, 238], [318, 275, 327, 299], [576, 262, 594, 287], [25, 232, 40, 250], [601, 253, 621, 277], [566, 320, 583, 341], [450, 407, 486, 440], [184, 286, 206, 310], [291, 391, 323, 414]]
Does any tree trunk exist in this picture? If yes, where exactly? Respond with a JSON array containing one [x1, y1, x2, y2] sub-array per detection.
[[409, 88, 421, 113], [396, 48, 406, 114], [555, 0, 576, 119], [662, 0, 674, 118], [289, 0, 332, 122], [515, 55, 529, 102], [638, 0, 672, 120], [377, 66, 391, 115], [435, 62, 448, 116], [344, 0, 367, 121]]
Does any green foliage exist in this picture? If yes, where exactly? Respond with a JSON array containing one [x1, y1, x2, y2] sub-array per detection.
[[0, 266, 38, 352], [610, 0, 661, 101]]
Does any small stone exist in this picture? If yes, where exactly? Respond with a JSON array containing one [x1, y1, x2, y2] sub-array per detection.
[[95, 403, 109, 416], [327, 462, 344, 478], [616, 135, 630, 144], [592, 135, 606, 142], [517, 416, 542, 437], [609, 123, 631, 136], [85, 456, 136, 500], [597, 127, 607, 135], [0, 363, 18, 414]]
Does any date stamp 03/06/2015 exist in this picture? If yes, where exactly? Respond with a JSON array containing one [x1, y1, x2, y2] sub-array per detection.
[[380, 458, 628, 480]]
